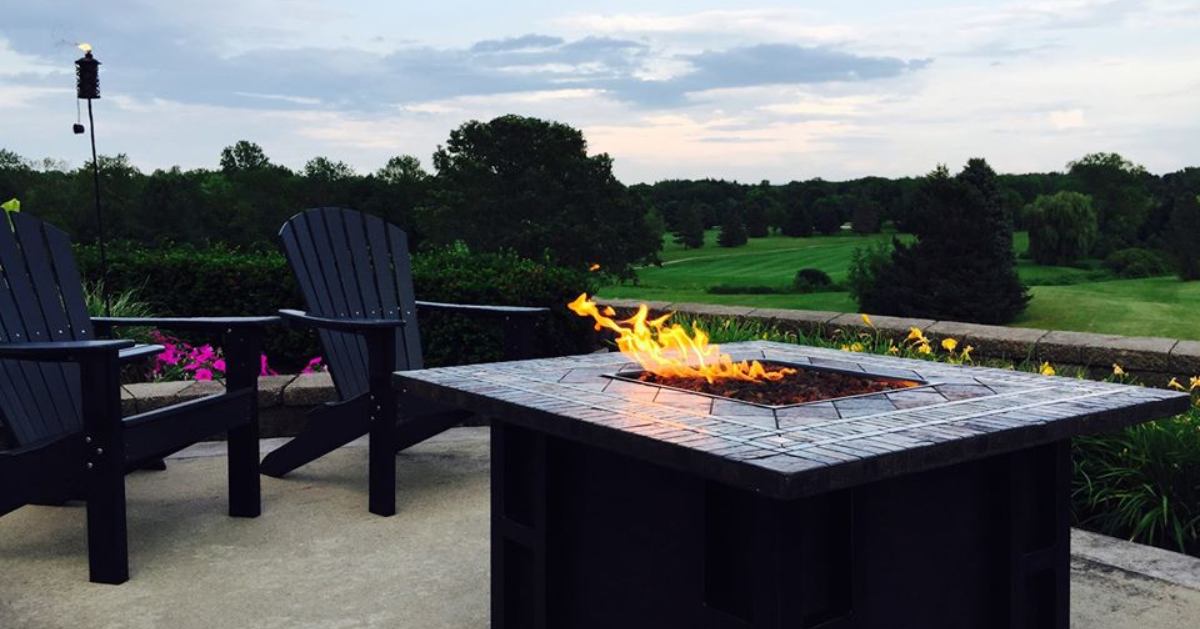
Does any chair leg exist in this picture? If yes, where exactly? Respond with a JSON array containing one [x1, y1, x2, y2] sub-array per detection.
[[85, 464, 129, 584], [369, 409, 397, 516], [227, 420, 260, 518]]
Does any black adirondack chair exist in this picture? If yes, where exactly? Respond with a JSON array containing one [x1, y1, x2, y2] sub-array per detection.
[[260, 207, 548, 515], [0, 213, 277, 584]]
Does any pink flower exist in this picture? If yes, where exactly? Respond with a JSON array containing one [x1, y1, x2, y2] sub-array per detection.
[[300, 356, 324, 375], [194, 368, 214, 381], [259, 354, 279, 377], [212, 358, 226, 373]]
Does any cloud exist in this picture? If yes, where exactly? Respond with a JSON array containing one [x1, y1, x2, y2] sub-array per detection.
[[470, 34, 564, 53]]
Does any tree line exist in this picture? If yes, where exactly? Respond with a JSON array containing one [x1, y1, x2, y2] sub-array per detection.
[[2, 115, 1197, 325]]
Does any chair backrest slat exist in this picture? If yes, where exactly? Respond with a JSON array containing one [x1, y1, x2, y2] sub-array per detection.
[[280, 211, 364, 398], [385, 224, 423, 370], [0, 215, 91, 445], [279, 208, 424, 401]]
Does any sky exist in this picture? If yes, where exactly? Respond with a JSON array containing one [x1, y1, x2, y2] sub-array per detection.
[[1, 0, 1198, 183]]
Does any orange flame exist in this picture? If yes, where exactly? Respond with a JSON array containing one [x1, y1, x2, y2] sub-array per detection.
[[568, 293, 795, 383]]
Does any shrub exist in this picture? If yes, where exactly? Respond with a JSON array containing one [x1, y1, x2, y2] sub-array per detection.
[[1103, 247, 1172, 278], [75, 241, 594, 369], [1074, 409, 1200, 555], [792, 268, 833, 293], [1024, 191, 1098, 265]]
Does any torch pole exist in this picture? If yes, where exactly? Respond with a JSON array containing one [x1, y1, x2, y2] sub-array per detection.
[[86, 98, 110, 316]]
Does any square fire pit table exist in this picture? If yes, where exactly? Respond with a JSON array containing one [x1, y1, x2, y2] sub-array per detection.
[[394, 341, 1189, 629]]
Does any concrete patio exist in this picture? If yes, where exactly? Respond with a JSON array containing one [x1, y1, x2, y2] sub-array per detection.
[[2, 428, 1198, 628]]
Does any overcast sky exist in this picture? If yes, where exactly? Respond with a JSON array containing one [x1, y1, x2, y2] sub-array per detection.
[[2, 0, 1197, 182]]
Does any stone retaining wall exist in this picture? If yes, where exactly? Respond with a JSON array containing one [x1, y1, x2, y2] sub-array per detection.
[[93, 302, 1200, 441], [121, 372, 337, 439], [597, 298, 1200, 386]]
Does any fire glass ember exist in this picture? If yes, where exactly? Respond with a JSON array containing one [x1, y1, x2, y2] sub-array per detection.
[[630, 362, 918, 406]]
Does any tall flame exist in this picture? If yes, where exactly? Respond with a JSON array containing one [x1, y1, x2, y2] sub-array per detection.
[[568, 293, 795, 383]]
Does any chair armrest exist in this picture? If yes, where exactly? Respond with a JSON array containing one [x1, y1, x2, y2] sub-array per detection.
[[415, 301, 549, 316], [119, 344, 166, 364], [279, 309, 406, 333], [0, 339, 134, 361], [92, 316, 281, 331]]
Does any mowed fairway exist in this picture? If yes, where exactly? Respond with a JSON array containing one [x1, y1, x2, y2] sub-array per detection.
[[599, 230, 1200, 340]]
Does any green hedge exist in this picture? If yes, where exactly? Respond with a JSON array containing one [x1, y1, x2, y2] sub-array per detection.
[[75, 242, 596, 370]]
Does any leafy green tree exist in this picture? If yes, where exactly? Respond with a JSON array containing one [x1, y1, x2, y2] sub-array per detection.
[[1024, 191, 1098, 265], [672, 203, 706, 249], [781, 202, 813, 237], [376, 155, 428, 184], [857, 160, 1029, 324], [427, 115, 660, 277], [219, 140, 272, 172], [812, 196, 843, 235], [1066, 153, 1152, 253], [851, 198, 882, 234], [304, 156, 355, 181], [717, 210, 748, 247]]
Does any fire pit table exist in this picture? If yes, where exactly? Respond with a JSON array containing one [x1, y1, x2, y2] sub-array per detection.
[[394, 341, 1189, 629]]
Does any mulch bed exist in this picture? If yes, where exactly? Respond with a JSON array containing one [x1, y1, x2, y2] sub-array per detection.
[[637, 362, 918, 406]]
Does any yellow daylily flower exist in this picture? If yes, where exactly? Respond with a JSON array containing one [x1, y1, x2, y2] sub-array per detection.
[[1040, 362, 1056, 376], [887, 344, 900, 355], [941, 338, 958, 352], [1190, 376, 1200, 391], [850, 342, 864, 352], [917, 342, 932, 355], [1168, 377, 1186, 391], [1112, 363, 1125, 377], [905, 327, 926, 343], [961, 345, 974, 361], [861, 313, 874, 328]]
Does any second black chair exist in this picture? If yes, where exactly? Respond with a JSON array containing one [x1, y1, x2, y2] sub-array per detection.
[[260, 207, 547, 515]]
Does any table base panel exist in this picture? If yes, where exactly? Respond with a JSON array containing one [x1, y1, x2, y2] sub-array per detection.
[[492, 422, 1068, 629]]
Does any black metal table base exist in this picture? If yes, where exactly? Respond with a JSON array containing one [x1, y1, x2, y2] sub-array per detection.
[[492, 422, 1069, 629]]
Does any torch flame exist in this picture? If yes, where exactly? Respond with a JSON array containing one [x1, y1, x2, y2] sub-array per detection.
[[568, 293, 795, 384], [77, 42, 93, 52]]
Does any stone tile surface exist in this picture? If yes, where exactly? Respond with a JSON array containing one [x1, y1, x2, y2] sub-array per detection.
[[397, 341, 1190, 498]]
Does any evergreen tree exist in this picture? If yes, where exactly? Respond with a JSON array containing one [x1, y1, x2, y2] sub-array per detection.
[[672, 203, 705, 249], [857, 159, 1029, 324], [717, 211, 749, 247], [743, 184, 774, 237], [1168, 192, 1200, 280]]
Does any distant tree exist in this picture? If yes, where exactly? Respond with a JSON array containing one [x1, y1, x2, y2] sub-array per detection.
[[781, 203, 813, 237], [812, 196, 843, 235], [1066, 152, 1152, 253], [1024, 191, 1098, 265], [672, 203, 706, 249], [1167, 192, 1200, 280], [856, 160, 1029, 324], [304, 157, 355, 181], [743, 183, 775, 237], [717, 211, 749, 247], [376, 155, 428, 184], [219, 140, 272, 172], [428, 115, 660, 276], [851, 198, 883, 234]]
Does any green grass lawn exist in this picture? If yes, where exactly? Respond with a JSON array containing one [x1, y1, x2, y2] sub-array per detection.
[[599, 230, 1200, 340]]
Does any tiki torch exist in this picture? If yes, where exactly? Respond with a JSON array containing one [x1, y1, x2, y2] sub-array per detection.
[[75, 43, 109, 315]]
